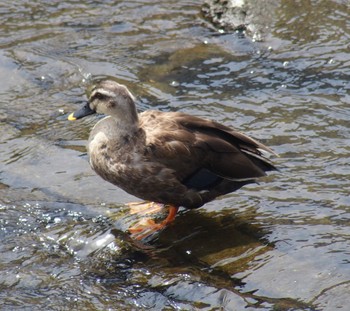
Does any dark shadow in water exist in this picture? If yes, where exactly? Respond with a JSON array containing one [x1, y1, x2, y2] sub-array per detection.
[[105, 209, 314, 310]]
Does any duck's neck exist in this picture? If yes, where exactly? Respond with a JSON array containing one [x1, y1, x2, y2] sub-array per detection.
[[110, 114, 139, 138]]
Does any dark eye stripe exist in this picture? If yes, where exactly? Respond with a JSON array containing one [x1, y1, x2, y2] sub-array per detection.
[[90, 88, 116, 101], [92, 92, 108, 101]]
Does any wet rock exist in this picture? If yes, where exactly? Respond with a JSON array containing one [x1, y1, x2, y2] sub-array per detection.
[[202, 0, 280, 41]]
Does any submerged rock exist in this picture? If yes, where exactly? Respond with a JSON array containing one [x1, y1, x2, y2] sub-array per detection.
[[202, 0, 279, 41]]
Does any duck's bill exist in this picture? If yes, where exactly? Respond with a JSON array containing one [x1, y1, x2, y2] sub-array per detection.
[[68, 103, 95, 121]]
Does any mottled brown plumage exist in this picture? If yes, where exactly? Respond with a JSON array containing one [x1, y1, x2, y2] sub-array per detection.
[[69, 80, 277, 210]]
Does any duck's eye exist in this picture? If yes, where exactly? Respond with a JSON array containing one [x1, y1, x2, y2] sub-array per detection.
[[93, 92, 108, 101]]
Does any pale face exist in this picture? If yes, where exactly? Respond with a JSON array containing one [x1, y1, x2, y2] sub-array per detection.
[[88, 81, 138, 123]]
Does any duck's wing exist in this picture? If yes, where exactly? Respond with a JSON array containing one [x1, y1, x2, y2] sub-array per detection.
[[139, 111, 277, 183], [177, 113, 277, 176], [178, 113, 277, 156]]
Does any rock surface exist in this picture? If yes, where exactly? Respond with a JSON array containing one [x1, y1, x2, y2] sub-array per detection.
[[202, 0, 280, 41]]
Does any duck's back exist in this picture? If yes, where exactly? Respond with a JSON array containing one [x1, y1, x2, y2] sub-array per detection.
[[139, 110, 276, 180]]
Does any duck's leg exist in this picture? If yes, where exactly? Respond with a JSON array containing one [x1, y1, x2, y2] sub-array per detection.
[[128, 205, 178, 240]]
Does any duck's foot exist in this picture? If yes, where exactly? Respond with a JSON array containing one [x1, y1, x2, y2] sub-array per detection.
[[128, 205, 178, 240], [127, 201, 164, 215]]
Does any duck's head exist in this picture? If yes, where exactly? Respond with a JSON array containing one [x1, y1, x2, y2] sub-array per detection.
[[68, 80, 138, 124]]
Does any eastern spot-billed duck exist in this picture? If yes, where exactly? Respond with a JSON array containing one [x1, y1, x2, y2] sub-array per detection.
[[68, 80, 277, 238]]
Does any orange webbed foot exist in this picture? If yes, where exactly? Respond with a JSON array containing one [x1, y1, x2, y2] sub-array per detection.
[[127, 201, 164, 215], [128, 204, 178, 240]]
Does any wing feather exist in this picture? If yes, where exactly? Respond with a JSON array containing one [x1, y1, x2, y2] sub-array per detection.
[[139, 110, 277, 183]]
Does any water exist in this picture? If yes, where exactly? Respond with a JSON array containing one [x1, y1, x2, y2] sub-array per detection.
[[0, 0, 349, 310]]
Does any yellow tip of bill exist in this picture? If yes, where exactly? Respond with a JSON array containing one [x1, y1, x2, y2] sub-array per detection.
[[68, 113, 76, 121]]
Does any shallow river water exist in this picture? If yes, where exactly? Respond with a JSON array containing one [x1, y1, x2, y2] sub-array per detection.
[[0, 0, 349, 310]]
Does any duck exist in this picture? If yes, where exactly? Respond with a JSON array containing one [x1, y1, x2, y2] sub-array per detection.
[[68, 79, 277, 238]]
